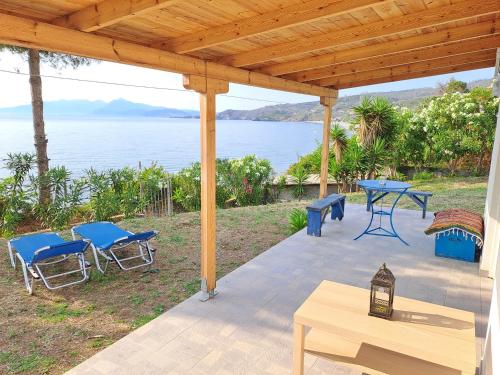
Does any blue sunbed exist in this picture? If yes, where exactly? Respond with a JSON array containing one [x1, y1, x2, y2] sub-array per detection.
[[71, 221, 158, 274], [8, 232, 91, 294]]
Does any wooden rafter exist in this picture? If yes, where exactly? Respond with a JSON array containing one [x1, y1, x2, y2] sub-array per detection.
[[283, 34, 500, 83], [153, 0, 390, 54], [0, 12, 336, 98], [335, 60, 495, 89], [258, 19, 500, 76], [52, 0, 180, 32], [219, 0, 499, 67], [312, 50, 496, 87]]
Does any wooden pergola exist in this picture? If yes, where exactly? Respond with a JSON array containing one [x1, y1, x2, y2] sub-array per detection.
[[0, 0, 498, 301]]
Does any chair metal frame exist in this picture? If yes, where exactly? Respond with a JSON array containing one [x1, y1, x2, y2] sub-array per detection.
[[71, 226, 157, 274], [8, 238, 91, 295]]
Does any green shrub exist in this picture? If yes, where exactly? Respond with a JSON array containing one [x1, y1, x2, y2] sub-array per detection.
[[288, 208, 307, 234], [288, 145, 323, 175], [172, 162, 201, 211], [86, 169, 121, 221], [172, 156, 273, 211], [270, 175, 287, 202], [0, 153, 36, 237], [413, 170, 434, 181], [290, 166, 308, 200], [390, 171, 407, 181], [29, 166, 87, 230]]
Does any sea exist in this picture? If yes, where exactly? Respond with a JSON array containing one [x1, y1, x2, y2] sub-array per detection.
[[0, 117, 323, 178]]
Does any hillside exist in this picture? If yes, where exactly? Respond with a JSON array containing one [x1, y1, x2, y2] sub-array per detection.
[[218, 79, 492, 122]]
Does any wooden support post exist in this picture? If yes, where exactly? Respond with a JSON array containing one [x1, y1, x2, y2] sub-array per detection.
[[183, 75, 229, 301], [319, 96, 336, 198]]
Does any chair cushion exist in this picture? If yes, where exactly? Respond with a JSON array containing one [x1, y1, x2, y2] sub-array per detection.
[[10, 233, 87, 265], [73, 222, 132, 251]]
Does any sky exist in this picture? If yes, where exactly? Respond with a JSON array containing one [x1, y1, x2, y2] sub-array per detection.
[[0, 50, 495, 112]]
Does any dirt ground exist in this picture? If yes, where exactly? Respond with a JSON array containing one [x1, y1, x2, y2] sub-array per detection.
[[0, 201, 308, 375]]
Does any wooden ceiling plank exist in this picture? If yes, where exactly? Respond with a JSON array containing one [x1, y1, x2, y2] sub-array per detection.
[[284, 34, 500, 82], [154, 0, 391, 54], [336, 59, 495, 88], [0, 12, 336, 98], [52, 0, 181, 32], [258, 18, 499, 76], [313, 49, 496, 86], [219, 0, 499, 67]]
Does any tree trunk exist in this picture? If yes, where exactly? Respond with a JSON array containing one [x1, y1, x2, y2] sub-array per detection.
[[28, 49, 50, 205], [476, 152, 485, 174]]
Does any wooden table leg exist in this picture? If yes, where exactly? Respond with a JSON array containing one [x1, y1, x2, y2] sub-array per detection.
[[293, 322, 305, 375]]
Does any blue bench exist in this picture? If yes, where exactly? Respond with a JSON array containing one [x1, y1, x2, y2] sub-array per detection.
[[306, 194, 345, 237], [365, 189, 432, 218]]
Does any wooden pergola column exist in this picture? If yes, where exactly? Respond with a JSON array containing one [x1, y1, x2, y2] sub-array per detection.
[[319, 95, 337, 198], [183, 75, 229, 301]]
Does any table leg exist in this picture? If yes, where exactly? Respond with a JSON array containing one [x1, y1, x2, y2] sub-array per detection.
[[293, 322, 305, 375]]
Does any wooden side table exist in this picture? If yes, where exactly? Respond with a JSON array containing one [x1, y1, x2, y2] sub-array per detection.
[[293, 281, 476, 375]]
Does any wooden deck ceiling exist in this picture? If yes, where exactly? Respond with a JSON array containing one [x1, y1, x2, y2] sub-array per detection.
[[0, 0, 498, 95]]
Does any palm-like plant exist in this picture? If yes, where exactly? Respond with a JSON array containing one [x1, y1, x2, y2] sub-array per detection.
[[330, 123, 347, 162], [353, 97, 396, 148], [290, 166, 309, 200], [365, 138, 388, 179]]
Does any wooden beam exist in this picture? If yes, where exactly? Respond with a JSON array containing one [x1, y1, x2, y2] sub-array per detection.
[[0, 13, 336, 98], [335, 60, 495, 89], [52, 0, 179, 32], [219, 0, 499, 67], [258, 19, 500, 76], [285, 34, 500, 82], [319, 96, 336, 198], [154, 0, 390, 54], [183, 75, 229, 300], [312, 49, 496, 87]]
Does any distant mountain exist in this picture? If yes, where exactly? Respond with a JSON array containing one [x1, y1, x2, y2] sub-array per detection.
[[218, 79, 493, 122], [1, 79, 492, 122], [0, 100, 106, 117], [0, 98, 199, 119]]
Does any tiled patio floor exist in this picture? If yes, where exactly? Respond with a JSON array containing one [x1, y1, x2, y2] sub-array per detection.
[[66, 204, 492, 375]]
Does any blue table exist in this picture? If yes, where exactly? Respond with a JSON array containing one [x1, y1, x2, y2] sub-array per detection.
[[354, 180, 411, 245]]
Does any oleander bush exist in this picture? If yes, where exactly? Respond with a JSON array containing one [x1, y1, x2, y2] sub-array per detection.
[[172, 155, 273, 211]]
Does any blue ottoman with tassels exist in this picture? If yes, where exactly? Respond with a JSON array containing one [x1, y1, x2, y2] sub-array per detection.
[[425, 209, 483, 263]]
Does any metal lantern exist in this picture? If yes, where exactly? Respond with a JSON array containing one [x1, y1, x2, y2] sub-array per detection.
[[369, 263, 395, 319]]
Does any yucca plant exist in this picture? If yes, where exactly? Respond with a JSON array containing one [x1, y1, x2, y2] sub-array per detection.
[[288, 208, 307, 234], [364, 138, 388, 179], [330, 123, 348, 162], [353, 97, 396, 148], [290, 166, 309, 200]]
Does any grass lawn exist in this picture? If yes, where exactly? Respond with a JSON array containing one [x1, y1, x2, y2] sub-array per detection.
[[0, 201, 307, 375], [346, 176, 488, 214], [0, 176, 487, 374]]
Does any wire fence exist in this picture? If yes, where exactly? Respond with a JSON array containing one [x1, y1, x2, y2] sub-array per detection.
[[138, 161, 173, 218]]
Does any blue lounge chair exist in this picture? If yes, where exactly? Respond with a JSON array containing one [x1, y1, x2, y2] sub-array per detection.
[[7, 233, 91, 294], [71, 221, 158, 274]]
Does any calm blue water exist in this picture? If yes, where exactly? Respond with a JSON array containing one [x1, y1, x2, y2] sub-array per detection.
[[0, 117, 322, 178]]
